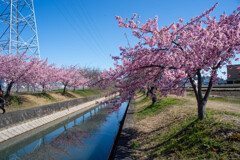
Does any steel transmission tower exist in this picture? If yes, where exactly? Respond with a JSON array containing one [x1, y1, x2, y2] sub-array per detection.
[[0, 0, 40, 57]]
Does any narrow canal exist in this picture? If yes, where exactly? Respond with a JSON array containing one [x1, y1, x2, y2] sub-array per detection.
[[0, 100, 128, 160]]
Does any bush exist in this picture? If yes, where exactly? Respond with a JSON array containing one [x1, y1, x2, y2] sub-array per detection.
[[235, 79, 240, 84]]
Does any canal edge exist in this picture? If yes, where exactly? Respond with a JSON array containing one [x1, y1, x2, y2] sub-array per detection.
[[0, 93, 118, 144], [108, 97, 134, 160]]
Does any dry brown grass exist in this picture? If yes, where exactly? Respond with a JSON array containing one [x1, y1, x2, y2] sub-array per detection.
[[135, 99, 152, 113], [4, 90, 99, 113], [5, 93, 60, 112]]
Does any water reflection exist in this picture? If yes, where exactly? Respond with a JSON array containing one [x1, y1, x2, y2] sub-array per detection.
[[22, 128, 91, 160], [0, 101, 127, 160]]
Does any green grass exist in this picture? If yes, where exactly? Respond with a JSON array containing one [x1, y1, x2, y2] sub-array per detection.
[[208, 109, 240, 117], [53, 89, 77, 98], [63, 91, 76, 98], [135, 98, 187, 120], [73, 89, 102, 97], [6, 95, 24, 106], [134, 96, 149, 106], [150, 112, 240, 159], [51, 89, 63, 92], [32, 93, 56, 101], [187, 94, 195, 98], [132, 141, 141, 149]]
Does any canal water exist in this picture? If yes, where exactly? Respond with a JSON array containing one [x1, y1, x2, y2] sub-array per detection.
[[0, 101, 128, 160]]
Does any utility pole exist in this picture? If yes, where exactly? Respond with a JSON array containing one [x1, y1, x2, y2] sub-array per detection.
[[0, 0, 40, 57]]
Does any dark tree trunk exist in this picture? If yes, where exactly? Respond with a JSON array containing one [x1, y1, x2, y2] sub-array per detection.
[[149, 87, 156, 105], [151, 96, 157, 105], [146, 86, 150, 97], [198, 100, 207, 120], [5, 81, 14, 98], [27, 84, 30, 92], [42, 85, 45, 93], [73, 86, 76, 91], [189, 70, 213, 120], [63, 85, 67, 95], [16, 86, 19, 93]]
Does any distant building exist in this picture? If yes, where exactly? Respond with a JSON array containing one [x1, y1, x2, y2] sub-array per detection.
[[203, 77, 210, 85], [227, 64, 240, 84], [215, 79, 227, 85]]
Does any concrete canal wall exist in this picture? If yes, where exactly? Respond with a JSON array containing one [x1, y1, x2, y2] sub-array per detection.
[[109, 98, 134, 160], [0, 93, 117, 143]]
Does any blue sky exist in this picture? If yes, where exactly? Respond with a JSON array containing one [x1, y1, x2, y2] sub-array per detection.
[[34, 0, 240, 73]]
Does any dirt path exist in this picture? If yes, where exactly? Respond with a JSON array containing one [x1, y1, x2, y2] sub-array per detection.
[[185, 95, 240, 114]]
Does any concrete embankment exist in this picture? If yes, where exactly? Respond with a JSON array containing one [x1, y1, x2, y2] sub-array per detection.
[[109, 98, 134, 160], [0, 93, 116, 143]]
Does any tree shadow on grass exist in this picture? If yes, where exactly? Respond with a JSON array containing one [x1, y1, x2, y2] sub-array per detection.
[[32, 92, 56, 101], [149, 119, 199, 150], [52, 89, 76, 98], [4, 95, 30, 112], [6, 95, 27, 106], [129, 118, 198, 159], [146, 117, 239, 159], [60, 91, 76, 98]]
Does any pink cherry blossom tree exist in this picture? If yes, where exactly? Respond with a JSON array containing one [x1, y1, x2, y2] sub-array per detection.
[[22, 57, 48, 90], [57, 65, 77, 95], [99, 3, 240, 120], [37, 59, 59, 92], [0, 53, 44, 98], [69, 68, 88, 91], [83, 67, 101, 89]]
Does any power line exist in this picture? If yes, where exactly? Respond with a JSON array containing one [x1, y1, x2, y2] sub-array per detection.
[[52, 0, 110, 62], [52, 0, 99, 56], [76, 0, 108, 52], [68, 1, 109, 60]]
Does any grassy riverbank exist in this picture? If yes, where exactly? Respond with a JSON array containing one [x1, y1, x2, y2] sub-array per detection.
[[4, 89, 108, 113], [131, 93, 240, 159]]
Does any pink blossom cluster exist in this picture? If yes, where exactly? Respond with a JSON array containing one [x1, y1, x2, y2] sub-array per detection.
[[0, 53, 89, 96], [58, 65, 89, 93], [99, 3, 240, 110]]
